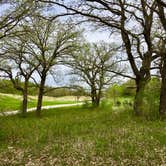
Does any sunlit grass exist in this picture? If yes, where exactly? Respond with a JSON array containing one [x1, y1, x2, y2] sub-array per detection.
[[0, 94, 78, 112]]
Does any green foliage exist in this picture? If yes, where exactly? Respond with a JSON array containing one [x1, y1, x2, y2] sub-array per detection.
[[142, 77, 160, 120], [122, 79, 136, 97], [107, 78, 161, 120], [0, 79, 21, 95], [100, 99, 113, 110], [106, 80, 136, 102], [107, 84, 124, 98], [106, 82, 134, 108], [0, 79, 38, 95], [0, 79, 85, 97], [82, 100, 92, 108]]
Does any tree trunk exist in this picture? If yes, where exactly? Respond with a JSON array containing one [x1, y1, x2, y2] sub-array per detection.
[[91, 95, 100, 107], [159, 56, 166, 119], [22, 80, 28, 117], [91, 87, 99, 107], [134, 79, 146, 116], [36, 73, 46, 117], [96, 90, 101, 107], [92, 99, 99, 107], [91, 96, 95, 106], [96, 97, 100, 107], [91, 95, 97, 107]]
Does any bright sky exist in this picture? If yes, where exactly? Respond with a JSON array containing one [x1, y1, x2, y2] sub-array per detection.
[[84, 30, 115, 43], [0, 3, 124, 87]]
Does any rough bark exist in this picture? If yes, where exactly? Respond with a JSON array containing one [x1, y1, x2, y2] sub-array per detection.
[[91, 98, 100, 107], [156, 0, 166, 119], [159, 55, 166, 119], [91, 92, 100, 107], [156, 0, 166, 31], [95, 96, 100, 107], [22, 80, 28, 117], [134, 79, 147, 116], [91, 88, 98, 107], [39, 0, 157, 117], [36, 72, 46, 117]]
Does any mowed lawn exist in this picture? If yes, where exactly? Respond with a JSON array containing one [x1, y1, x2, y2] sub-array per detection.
[[0, 106, 166, 165], [0, 94, 81, 112]]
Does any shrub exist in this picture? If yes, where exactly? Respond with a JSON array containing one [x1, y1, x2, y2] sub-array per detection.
[[100, 99, 113, 110], [116, 100, 121, 106], [142, 78, 160, 120], [82, 100, 92, 108]]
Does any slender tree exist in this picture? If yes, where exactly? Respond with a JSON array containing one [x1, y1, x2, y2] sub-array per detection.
[[23, 17, 80, 116], [0, 35, 39, 116]]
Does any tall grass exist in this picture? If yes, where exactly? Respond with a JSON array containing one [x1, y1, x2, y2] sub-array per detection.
[[0, 106, 166, 165], [141, 79, 160, 120]]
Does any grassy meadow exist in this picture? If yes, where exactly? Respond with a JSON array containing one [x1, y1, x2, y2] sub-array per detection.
[[0, 93, 84, 112], [0, 103, 166, 165]]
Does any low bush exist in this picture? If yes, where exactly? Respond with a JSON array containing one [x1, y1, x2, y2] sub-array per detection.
[[142, 78, 160, 120]]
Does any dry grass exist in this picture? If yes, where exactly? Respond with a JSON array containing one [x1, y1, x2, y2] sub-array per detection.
[[0, 93, 22, 100], [0, 93, 90, 102], [29, 95, 90, 102]]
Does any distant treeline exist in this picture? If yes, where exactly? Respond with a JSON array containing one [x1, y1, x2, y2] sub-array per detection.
[[0, 79, 37, 95], [107, 77, 161, 98], [0, 79, 86, 97]]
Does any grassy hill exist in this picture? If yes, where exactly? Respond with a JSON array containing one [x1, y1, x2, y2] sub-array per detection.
[[0, 93, 83, 112], [0, 106, 166, 165]]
